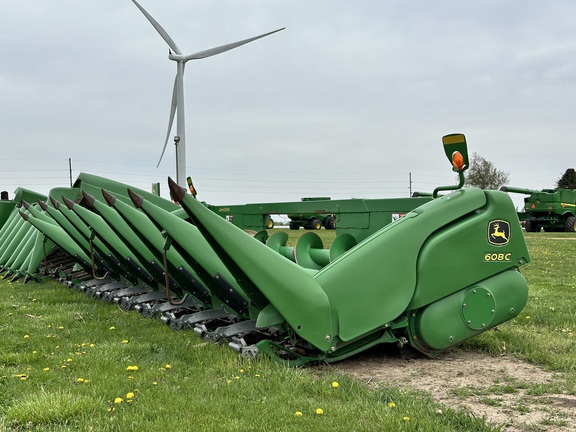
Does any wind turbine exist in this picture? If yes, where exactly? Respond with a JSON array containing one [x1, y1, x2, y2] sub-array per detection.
[[131, 0, 285, 187]]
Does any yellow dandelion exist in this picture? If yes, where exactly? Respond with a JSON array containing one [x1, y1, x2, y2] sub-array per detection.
[[76, 378, 85, 383], [388, 402, 396, 408], [66, 358, 73, 363], [32, 351, 37, 354], [23, 335, 29, 339], [58, 326, 64, 330], [295, 411, 303, 417], [121, 340, 129, 344], [109, 326, 116, 330], [525, 316, 531, 320], [164, 364, 172, 369], [152, 381, 158, 386], [61, 365, 67, 369], [239, 369, 245, 373], [89, 343, 95, 348], [255, 374, 261, 378], [126, 392, 135, 399], [331, 381, 339, 388], [315, 408, 324, 415], [43, 367, 50, 372], [114, 397, 123, 404], [403, 416, 410, 421], [126, 365, 139, 371], [226, 379, 232, 384], [107, 407, 115, 413], [235, 376, 240, 380]]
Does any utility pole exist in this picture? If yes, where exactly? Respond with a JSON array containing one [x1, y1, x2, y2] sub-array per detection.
[[69, 158, 73, 187], [409, 172, 412, 197]]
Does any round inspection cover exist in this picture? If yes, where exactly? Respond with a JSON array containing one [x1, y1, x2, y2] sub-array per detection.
[[462, 287, 496, 330]]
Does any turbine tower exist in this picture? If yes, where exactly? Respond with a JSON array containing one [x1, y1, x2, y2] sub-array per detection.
[[132, 0, 284, 187]]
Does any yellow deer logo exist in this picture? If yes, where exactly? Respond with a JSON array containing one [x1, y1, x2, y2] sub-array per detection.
[[488, 220, 510, 245]]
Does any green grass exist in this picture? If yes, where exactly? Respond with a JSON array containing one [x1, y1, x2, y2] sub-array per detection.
[[1, 230, 576, 431], [1, 277, 494, 431]]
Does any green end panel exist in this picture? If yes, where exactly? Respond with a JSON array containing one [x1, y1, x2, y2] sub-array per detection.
[[409, 190, 530, 310], [178, 191, 335, 352], [409, 269, 528, 352], [314, 187, 488, 343], [442, 133, 469, 171]]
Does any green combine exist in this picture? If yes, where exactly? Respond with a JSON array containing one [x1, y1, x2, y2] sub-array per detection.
[[500, 186, 576, 232]]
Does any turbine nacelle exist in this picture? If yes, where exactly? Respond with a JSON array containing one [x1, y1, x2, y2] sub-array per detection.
[[168, 53, 187, 62]]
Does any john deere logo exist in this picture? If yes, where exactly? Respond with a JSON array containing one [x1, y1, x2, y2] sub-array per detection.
[[488, 220, 510, 246]]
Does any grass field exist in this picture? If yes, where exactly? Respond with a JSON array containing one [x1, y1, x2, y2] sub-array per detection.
[[1, 230, 575, 431]]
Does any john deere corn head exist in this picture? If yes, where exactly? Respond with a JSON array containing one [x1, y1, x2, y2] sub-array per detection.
[[1, 134, 530, 365]]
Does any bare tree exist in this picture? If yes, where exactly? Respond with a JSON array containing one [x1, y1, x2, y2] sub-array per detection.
[[464, 152, 510, 190]]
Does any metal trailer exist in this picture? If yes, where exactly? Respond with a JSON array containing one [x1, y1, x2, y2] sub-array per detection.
[[208, 195, 431, 243]]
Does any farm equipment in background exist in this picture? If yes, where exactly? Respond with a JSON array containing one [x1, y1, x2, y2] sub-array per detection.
[[500, 186, 576, 232], [286, 197, 336, 230], [5, 132, 530, 365], [209, 195, 430, 243]]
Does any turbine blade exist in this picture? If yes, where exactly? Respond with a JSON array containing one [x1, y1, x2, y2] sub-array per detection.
[[157, 76, 178, 168], [183, 27, 285, 61], [132, 0, 182, 55]]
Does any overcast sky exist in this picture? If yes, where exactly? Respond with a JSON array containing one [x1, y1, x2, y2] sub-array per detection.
[[1, 1, 575, 209]]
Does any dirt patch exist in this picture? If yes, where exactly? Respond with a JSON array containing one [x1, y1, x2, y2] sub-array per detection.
[[333, 347, 575, 431]]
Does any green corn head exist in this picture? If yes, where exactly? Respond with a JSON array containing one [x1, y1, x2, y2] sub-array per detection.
[[2, 134, 530, 365]]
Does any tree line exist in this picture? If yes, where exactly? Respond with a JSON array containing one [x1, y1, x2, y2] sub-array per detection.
[[464, 153, 576, 190]]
